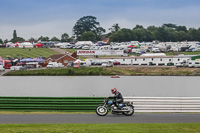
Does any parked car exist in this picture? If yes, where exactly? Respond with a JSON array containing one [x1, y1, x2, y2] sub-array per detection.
[[82, 45, 90, 50], [0, 65, 5, 71], [10, 65, 26, 71], [185, 49, 192, 52], [175, 61, 188, 67], [152, 47, 160, 52], [131, 49, 141, 54], [188, 61, 200, 68], [67, 61, 74, 68], [73, 45, 82, 49], [95, 62, 102, 66], [66, 45, 75, 49], [101, 60, 113, 67], [113, 61, 120, 65], [24, 65, 35, 69], [91, 62, 96, 65]]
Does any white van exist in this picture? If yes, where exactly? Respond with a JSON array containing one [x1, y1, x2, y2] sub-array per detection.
[[175, 62, 184, 67], [102, 60, 113, 67], [0, 65, 5, 71], [131, 49, 141, 54], [47, 62, 64, 68], [176, 61, 188, 67], [188, 61, 200, 68], [73, 60, 91, 68], [152, 47, 160, 52]]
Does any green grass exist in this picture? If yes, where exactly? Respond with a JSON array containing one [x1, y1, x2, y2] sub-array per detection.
[[4, 67, 200, 76], [0, 48, 59, 58], [166, 51, 200, 56], [64, 48, 77, 54], [4, 67, 110, 76], [0, 123, 199, 133]]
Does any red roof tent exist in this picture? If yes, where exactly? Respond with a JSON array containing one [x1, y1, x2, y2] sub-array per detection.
[[128, 45, 137, 48], [35, 43, 43, 48]]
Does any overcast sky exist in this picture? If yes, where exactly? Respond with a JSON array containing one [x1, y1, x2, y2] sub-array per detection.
[[0, 0, 200, 40]]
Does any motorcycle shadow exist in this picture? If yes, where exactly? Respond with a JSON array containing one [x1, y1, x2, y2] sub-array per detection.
[[97, 113, 135, 117]]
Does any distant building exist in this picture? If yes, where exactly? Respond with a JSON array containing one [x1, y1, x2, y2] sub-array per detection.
[[89, 55, 195, 66], [47, 54, 76, 66]]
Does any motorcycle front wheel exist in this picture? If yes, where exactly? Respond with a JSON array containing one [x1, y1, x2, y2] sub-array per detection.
[[96, 105, 108, 116], [123, 105, 134, 116]]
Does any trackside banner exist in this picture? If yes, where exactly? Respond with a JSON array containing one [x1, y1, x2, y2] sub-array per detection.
[[77, 50, 124, 56]]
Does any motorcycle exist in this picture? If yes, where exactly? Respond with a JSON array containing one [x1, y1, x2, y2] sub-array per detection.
[[96, 97, 134, 116]]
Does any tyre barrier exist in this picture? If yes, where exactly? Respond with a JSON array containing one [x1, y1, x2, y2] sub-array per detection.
[[125, 97, 200, 112], [0, 96, 104, 112], [0, 96, 200, 112]]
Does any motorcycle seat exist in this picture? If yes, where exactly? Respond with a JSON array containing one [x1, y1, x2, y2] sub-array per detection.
[[121, 102, 129, 104]]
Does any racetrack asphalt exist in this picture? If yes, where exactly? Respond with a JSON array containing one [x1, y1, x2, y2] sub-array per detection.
[[0, 113, 200, 124]]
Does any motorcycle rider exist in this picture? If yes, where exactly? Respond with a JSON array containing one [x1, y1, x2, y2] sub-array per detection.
[[110, 88, 124, 109]]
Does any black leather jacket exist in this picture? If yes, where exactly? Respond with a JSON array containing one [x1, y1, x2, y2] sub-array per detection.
[[110, 91, 124, 102]]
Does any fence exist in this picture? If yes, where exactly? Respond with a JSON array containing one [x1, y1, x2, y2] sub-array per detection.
[[125, 97, 200, 112], [0, 96, 200, 112], [0, 97, 104, 112]]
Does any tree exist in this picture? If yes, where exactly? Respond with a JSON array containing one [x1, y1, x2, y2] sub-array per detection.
[[51, 37, 60, 41], [38, 36, 49, 41], [176, 26, 187, 32], [4, 39, 8, 44], [133, 28, 147, 42], [188, 28, 200, 41], [109, 23, 120, 33], [13, 30, 17, 38], [133, 25, 144, 30], [10, 37, 25, 43], [0, 39, 3, 44], [96, 27, 106, 41], [177, 31, 187, 41], [29, 37, 37, 43], [146, 26, 157, 41], [79, 31, 96, 42], [68, 36, 76, 43], [73, 16, 105, 40], [110, 28, 132, 42], [61, 33, 69, 42], [110, 31, 124, 42], [163, 23, 177, 29], [154, 26, 167, 42], [10, 30, 25, 43]]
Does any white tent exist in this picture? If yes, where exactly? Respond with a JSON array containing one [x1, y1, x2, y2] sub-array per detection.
[[54, 43, 63, 47], [75, 41, 94, 46], [18, 42, 33, 48]]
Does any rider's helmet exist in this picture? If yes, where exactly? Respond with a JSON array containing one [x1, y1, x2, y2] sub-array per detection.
[[111, 88, 117, 94]]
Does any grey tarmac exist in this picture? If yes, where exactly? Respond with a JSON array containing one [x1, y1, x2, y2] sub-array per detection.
[[0, 113, 200, 124]]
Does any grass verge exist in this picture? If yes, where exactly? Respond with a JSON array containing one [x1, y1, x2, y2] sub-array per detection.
[[4, 66, 200, 76], [0, 48, 59, 58], [0, 123, 199, 133]]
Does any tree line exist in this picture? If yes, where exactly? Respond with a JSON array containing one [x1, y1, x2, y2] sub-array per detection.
[[1, 15, 200, 44], [109, 24, 200, 42]]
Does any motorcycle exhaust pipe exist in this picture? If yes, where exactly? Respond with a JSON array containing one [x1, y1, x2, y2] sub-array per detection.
[[114, 109, 133, 112]]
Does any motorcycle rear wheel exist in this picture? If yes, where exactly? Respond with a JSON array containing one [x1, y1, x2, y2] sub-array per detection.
[[96, 105, 108, 116], [123, 105, 134, 116]]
